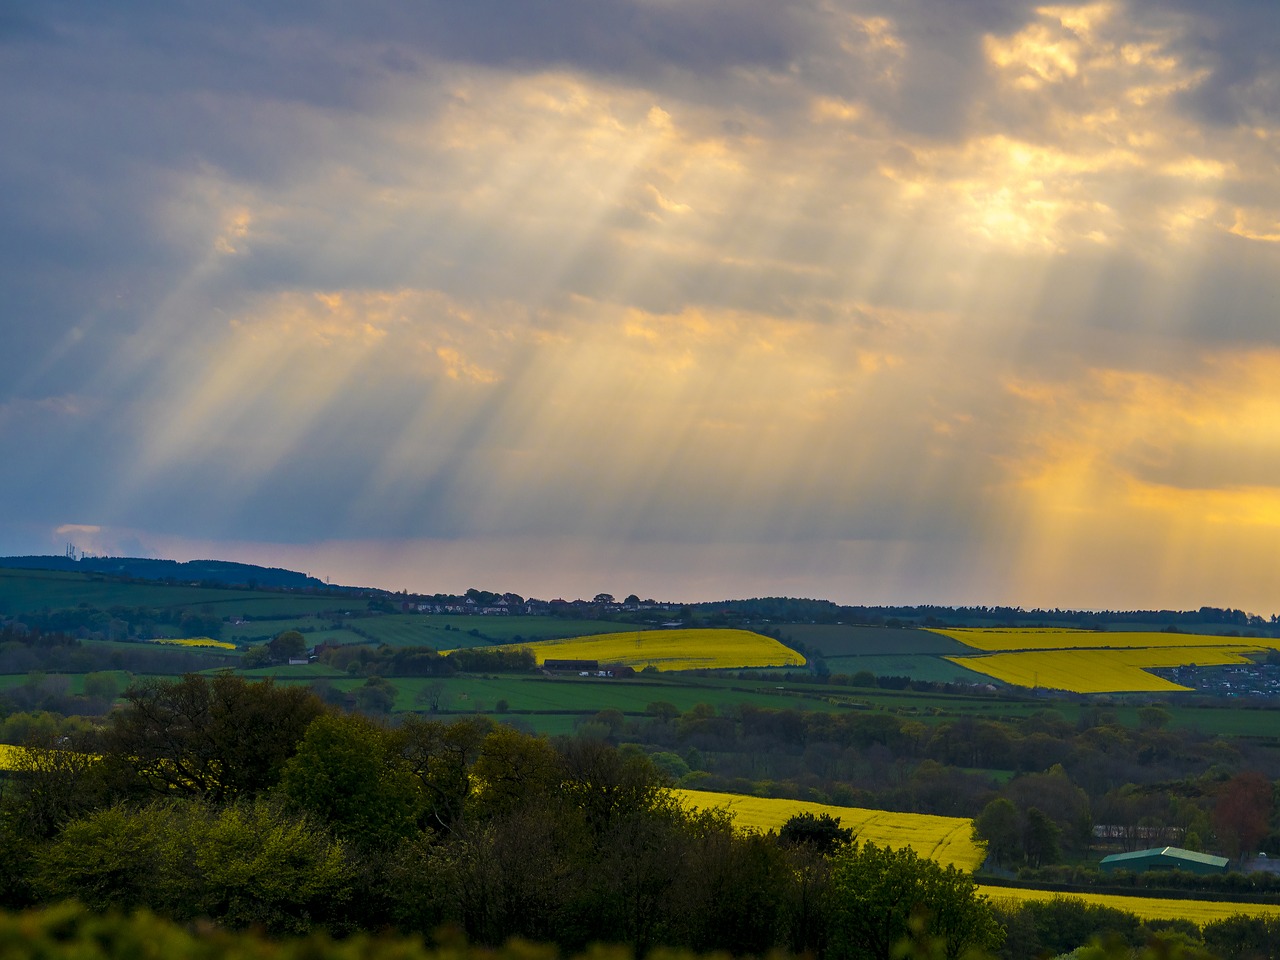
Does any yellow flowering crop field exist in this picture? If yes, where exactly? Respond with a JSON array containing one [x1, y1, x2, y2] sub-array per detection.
[[0, 743, 23, 771], [673, 789, 984, 872], [472, 629, 806, 672], [930, 627, 1280, 653], [979, 885, 1280, 923], [945, 647, 1263, 693], [149, 637, 237, 650], [927, 627, 1280, 693]]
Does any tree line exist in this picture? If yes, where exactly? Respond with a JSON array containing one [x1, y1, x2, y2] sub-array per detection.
[[4, 674, 1280, 958]]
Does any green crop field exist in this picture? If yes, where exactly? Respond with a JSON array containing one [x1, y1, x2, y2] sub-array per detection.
[[778, 624, 973, 658], [823, 654, 987, 683]]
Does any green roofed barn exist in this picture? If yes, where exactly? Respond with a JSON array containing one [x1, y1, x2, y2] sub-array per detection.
[[1100, 846, 1229, 876]]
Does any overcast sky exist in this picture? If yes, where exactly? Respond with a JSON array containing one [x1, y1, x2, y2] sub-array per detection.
[[3, 1, 1280, 609]]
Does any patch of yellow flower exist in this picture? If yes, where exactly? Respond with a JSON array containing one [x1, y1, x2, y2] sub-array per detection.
[[930, 627, 1280, 693], [980, 885, 1280, 923], [673, 789, 984, 872], [931, 627, 1280, 653], [0, 743, 23, 771], [149, 637, 237, 650], [472, 629, 806, 672], [945, 647, 1264, 693]]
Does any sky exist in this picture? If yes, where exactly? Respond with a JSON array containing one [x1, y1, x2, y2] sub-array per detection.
[[3, 1, 1280, 610]]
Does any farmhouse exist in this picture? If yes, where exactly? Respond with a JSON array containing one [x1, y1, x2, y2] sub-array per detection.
[[1100, 846, 1229, 875]]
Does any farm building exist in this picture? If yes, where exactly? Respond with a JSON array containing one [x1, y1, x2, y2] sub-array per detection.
[[1100, 847, 1229, 875]]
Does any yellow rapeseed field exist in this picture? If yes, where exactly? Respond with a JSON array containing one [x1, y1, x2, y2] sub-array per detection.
[[979, 885, 1280, 923], [929, 628, 1280, 693], [931, 627, 1280, 653], [673, 789, 985, 872], [945, 647, 1262, 693], [472, 629, 806, 672], [0, 743, 23, 771], [149, 637, 237, 650]]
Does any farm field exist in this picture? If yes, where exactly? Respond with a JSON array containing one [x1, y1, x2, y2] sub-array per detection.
[[780, 624, 973, 658], [673, 789, 984, 872], [468, 629, 806, 672], [979, 885, 1280, 923], [350, 615, 645, 650], [932, 627, 1280, 653], [948, 647, 1264, 693], [0, 568, 347, 620], [928, 628, 1280, 694], [824, 654, 984, 684]]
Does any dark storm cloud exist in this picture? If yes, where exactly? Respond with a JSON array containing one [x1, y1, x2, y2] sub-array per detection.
[[1131, 0, 1280, 127]]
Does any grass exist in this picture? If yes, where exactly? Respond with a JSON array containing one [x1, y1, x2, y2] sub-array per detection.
[[824, 654, 986, 684], [0, 568, 343, 620], [673, 789, 985, 872], [979, 885, 1280, 922], [780, 625, 974, 658], [466, 629, 806, 672]]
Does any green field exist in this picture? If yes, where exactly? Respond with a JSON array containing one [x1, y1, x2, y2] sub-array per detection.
[[0, 568, 343, 620], [776, 624, 972, 657], [823, 654, 987, 683]]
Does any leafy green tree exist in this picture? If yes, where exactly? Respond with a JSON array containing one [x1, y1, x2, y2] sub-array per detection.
[[33, 799, 352, 934], [240, 643, 273, 668], [100, 674, 324, 803], [471, 726, 562, 819], [278, 712, 421, 849], [355, 675, 397, 714], [559, 739, 667, 833], [826, 840, 1003, 960], [779, 811, 854, 855], [398, 715, 493, 832], [1023, 807, 1061, 867], [269, 630, 308, 661], [973, 798, 1020, 867]]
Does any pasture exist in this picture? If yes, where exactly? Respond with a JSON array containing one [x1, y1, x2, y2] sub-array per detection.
[[0, 568, 342, 620], [780, 624, 972, 658], [469, 629, 806, 672], [673, 788, 984, 872], [349, 615, 644, 650], [823, 654, 983, 683]]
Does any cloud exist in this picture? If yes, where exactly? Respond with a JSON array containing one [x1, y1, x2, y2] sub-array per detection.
[[2, 1, 1279, 607]]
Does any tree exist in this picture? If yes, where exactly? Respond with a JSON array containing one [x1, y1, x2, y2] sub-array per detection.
[[779, 812, 854, 855], [269, 630, 307, 662], [1213, 771, 1274, 859], [277, 713, 421, 849], [826, 840, 1003, 960], [1022, 807, 1061, 867], [973, 798, 1020, 867], [100, 674, 324, 803], [471, 726, 562, 820], [240, 644, 272, 669], [355, 675, 396, 714], [33, 799, 352, 933], [398, 715, 493, 832]]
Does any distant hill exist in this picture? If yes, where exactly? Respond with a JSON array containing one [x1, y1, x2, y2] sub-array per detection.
[[0, 555, 328, 591]]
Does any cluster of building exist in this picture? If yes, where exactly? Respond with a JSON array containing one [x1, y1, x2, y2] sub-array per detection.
[[1150, 660, 1280, 698]]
